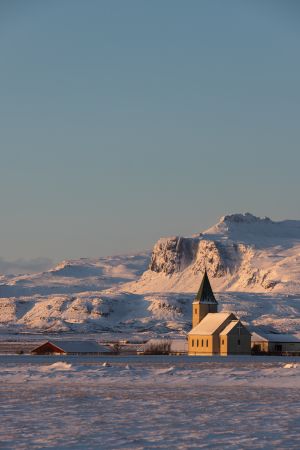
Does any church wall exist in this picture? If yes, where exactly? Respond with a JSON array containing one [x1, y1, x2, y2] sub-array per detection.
[[221, 329, 251, 355], [220, 335, 228, 355], [192, 302, 218, 328], [213, 314, 237, 355], [212, 333, 220, 354], [192, 303, 201, 328], [188, 335, 214, 355]]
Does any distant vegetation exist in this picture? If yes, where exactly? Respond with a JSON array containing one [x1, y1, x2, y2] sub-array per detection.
[[143, 340, 171, 355]]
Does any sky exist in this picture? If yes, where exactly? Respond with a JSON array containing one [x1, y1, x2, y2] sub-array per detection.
[[0, 0, 300, 268]]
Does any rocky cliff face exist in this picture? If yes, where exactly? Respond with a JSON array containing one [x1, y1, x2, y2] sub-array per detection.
[[149, 236, 252, 282], [149, 237, 196, 274], [132, 213, 300, 293], [150, 237, 230, 277]]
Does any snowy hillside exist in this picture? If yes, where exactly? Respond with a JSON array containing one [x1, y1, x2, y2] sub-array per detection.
[[1, 213, 300, 336], [128, 213, 300, 294], [0, 253, 149, 298], [1, 289, 300, 336]]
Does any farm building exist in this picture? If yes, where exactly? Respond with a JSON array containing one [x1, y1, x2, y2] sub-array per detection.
[[31, 340, 111, 355], [251, 332, 300, 355], [188, 270, 251, 356]]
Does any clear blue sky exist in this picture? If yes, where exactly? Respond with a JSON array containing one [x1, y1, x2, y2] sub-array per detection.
[[0, 0, 299, 264]]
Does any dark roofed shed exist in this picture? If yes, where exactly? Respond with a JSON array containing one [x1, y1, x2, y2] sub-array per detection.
[[31, 340, 111, 355]]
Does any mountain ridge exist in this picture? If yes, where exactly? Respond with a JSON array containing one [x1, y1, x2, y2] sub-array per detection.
[[127, 213, 300, 294], [1, 213, 300, 335]]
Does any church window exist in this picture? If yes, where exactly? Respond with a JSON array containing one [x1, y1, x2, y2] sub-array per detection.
[[195, 308, 197, 314], [196, 339, 199, 347], [201, 339, 204, 347], [222, 339, 224, 345], [192, 339, 194, 347], [206, 339, 208, 347], [237, 339, 241, 345]]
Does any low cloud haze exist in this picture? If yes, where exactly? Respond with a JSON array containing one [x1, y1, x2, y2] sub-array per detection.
[[0, 257, 53, 275]]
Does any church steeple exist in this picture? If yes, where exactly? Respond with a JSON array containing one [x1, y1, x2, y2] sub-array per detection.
[[195, 269, 217, 304], [192, 269, 218, 328]]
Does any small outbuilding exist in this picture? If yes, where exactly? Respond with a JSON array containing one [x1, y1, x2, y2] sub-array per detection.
[[251, 332, 300, 355], [31, 340, 111, 355]]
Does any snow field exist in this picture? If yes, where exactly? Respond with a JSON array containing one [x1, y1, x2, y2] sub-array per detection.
[[1, 356, 300, 449]]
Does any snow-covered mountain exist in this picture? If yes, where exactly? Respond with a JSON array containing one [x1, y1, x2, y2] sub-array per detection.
[[0, 253, 150, 298], [1, 213, 300, 336], [128, 213, 300, 294]]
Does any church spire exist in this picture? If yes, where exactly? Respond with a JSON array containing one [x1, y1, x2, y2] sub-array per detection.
[[192, 269, 218, 328], [195, 269, 218, 304]]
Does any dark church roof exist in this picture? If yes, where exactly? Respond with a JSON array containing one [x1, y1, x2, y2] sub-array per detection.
[[194, 270, 218, 304]]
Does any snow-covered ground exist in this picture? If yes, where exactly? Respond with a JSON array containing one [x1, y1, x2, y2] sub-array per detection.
[[1, 291, 300, 337], [1, 355, 300, 449]]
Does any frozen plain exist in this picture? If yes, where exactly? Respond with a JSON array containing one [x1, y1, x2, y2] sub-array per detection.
[[1, 355, 300, 449]]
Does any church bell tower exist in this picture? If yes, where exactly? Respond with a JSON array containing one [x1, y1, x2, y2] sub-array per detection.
[[192, 269, 218, 328]]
